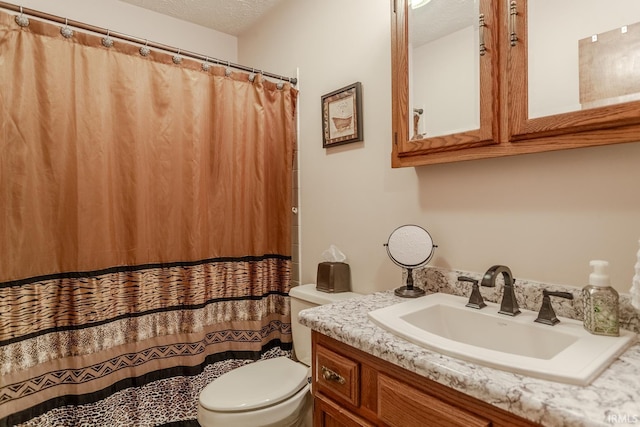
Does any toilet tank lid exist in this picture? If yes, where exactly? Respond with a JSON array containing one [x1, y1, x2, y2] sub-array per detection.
[[199, 357, 309, 412], [289, 283, 362, 305]]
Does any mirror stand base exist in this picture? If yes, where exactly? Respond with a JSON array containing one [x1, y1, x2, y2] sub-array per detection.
[[394, 286, 426, 298]]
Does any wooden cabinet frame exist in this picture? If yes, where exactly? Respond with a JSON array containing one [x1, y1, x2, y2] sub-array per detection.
[[312, 331, 539, 426], [391, 0, 640, 167]]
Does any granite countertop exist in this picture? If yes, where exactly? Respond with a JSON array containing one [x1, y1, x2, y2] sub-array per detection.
[[298, 290, 640, 427]]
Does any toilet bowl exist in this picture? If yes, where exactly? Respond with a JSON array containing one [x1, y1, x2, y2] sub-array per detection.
[[197, 284, 361, 427], [197, 356, 311, 427]]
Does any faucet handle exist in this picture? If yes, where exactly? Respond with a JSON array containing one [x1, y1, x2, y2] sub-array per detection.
[[458, 276, 487, 309], [534, 289, 574, 326]]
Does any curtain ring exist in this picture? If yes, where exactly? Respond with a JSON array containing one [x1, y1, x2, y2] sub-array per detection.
[[102, 29, 114, 48], [202, 56, 211, 72], [224, 60, 232, 77], [60, 18, 74, 38], [139, 39, 150, 57], [252, 69, 262, 83], [15, 6, 30, 27], [172, 48, 182, 65]]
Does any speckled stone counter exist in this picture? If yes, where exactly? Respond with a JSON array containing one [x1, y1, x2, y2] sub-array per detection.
[[298, 289, 640, 427]]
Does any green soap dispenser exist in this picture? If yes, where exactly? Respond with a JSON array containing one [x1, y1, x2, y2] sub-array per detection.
[[582, 260, 619, 336]]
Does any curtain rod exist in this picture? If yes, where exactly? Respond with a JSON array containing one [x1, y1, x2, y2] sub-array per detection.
[[0, 1, 297, 85]]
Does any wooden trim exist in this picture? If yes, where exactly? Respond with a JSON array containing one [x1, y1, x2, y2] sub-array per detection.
[[390, 0, 407, 167]]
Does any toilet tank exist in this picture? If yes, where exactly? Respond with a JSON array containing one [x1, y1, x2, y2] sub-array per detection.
[[289, 284, 361, 366]]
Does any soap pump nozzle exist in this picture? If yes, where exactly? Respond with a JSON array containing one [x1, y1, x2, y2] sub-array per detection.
[[589, 260, 610, 287]]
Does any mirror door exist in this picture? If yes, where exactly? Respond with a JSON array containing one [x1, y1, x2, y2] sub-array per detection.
[[392, 0, 499, 166], [509, 0, 640, 141]]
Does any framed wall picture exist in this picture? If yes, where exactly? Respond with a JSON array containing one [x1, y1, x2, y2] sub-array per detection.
[[321, 82, 363, 148]]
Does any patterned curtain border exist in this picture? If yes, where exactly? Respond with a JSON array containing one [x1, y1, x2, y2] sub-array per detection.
[[3, 343, 292, 426], [0, 255, 291, 347]]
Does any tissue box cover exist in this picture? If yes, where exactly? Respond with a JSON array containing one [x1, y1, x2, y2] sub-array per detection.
[[316, 262, 351, 293]]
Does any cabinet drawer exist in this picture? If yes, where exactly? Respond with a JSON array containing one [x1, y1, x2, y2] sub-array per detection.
[[378, 374, 490, 427], [315, 344, 360, 407]]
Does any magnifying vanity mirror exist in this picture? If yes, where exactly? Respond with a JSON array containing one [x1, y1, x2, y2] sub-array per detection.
[[384, 225, 437, 298]]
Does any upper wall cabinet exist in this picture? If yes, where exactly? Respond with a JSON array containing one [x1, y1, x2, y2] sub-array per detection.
[[392, 0, 640, 167], [391, 0, 500, 165]]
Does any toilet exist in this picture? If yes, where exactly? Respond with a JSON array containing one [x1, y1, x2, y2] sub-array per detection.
[[197, 283, 361, 427]]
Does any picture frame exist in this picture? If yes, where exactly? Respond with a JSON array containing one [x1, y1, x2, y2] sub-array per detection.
[[321, 82, 363, 148]]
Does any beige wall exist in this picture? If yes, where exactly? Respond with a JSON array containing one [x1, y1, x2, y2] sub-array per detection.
[[240, 0, 640, 294], [12, 0, 237, 61]]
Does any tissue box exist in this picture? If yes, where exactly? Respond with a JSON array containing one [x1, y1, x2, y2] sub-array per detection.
[[316, 262, 351, 293]]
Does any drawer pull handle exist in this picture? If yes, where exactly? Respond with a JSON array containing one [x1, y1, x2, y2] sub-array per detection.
[[321, 366, 346, 384]]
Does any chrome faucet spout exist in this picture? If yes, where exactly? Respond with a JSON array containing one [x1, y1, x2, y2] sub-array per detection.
[[481, 265, 521, 316]]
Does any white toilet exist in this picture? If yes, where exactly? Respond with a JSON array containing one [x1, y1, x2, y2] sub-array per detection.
[[197, 283, 360, 427]]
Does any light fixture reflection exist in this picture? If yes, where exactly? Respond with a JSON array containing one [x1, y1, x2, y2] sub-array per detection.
[[410, 0, 432, 9]]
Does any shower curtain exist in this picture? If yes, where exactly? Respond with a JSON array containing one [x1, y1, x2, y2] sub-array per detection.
[[0, 9, 296, 426]]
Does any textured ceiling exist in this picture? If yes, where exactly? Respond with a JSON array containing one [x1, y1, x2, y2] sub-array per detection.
[[118, 0, 285, 36], [118, 0, 471, 44], [412, 0, 476, 47]]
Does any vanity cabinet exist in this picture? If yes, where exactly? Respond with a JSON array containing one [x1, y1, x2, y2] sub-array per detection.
[[392, 0, 640, 167], [312, 331, 539, 427]]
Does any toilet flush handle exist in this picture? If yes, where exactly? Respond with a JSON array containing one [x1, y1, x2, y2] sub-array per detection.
[[321, 366, 345, 384]]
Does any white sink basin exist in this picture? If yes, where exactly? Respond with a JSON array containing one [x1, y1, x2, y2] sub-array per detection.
[[368, 293, 636, 385]]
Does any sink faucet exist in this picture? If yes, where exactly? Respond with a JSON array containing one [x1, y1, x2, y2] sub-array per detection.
[[535, 289, 574, 325], [481, 265, 521, 316], [458, 276, 486, 309]]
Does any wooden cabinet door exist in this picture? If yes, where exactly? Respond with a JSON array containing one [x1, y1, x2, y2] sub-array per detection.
[[314, 395, 375, 427], [378, 374, 491, 427], [392, 0, 500, 167], [508, 0, 640, 146]]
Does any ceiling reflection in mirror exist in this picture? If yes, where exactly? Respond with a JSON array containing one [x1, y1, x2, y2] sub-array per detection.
[[408, 0, 480, 140], [528, 0, 640, 119]]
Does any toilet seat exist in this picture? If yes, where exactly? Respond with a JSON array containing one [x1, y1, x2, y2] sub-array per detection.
[[199, 357, 309, 412]]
